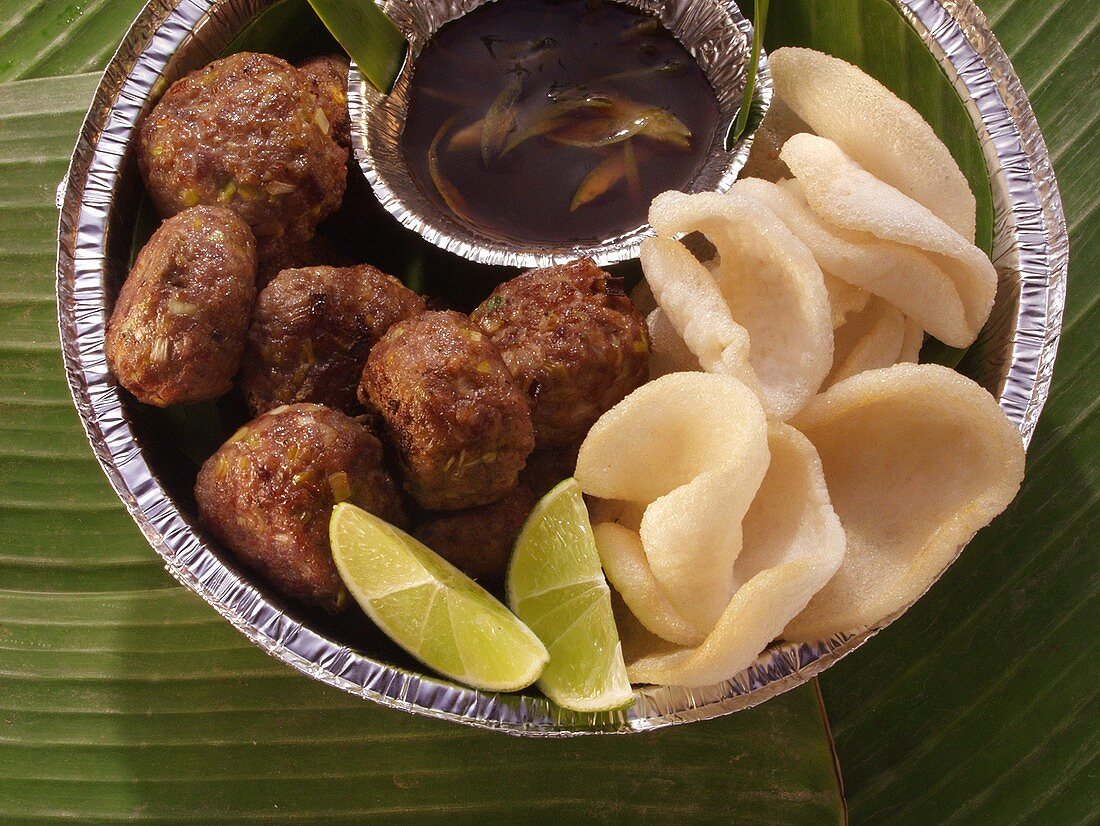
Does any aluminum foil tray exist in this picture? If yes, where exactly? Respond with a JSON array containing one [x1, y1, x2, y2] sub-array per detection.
[[56, 0, 1068, 735]]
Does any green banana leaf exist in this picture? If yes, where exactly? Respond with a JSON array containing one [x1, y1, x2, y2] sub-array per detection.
[[0, 0, 1095, 821], [0, 0, 148, 82], [306, 0, 406, 92]]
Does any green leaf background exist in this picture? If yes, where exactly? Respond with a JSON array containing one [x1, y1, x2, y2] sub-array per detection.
[[1, 0, 1095, 820]]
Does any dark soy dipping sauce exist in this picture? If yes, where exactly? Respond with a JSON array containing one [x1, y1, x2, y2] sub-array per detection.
[[402, 0, 719, 245]]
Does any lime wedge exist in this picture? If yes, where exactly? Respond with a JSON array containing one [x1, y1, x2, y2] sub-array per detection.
[[330, 503, 548, 692], [507, 479, 634, 712]]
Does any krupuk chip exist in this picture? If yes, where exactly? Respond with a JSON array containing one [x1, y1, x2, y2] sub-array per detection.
[[644, 190, 833, 420], [769, 46, 977, 241], [576, 372, 770, 631], [786, 364, 1026, 640], [780, 134, 996, 347], [624, 424, 845, 687]]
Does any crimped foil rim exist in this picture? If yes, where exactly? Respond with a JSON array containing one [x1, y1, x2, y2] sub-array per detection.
[[55, 0, 1067, 736], [347, 0, 771, 268]]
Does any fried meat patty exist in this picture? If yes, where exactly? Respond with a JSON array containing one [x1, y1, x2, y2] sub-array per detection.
[[106, 205, 256, 406], [240, 264, 425, 415], [195, 403, 404, 613], [471, 258, 649, 447], [139, 52, 347, 256], [360, 310, 535, 510]]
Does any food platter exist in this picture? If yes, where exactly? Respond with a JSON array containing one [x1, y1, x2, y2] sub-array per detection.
[[56, 0, 1067, 735]]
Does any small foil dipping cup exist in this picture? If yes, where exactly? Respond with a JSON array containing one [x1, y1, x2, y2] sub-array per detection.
[[349, 0, 771, 268]]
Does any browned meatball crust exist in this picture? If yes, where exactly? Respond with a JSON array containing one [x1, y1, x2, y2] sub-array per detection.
[[414, 485, 536, 594], [139, 52, 347, 255], [297, 53, 352, 149], [360, 310, 535, 510], [256, 233, 353, 289], [105, 205, 256, 407], [195, 404, 404, 613], [240, 264, 426, 416], [471, 258, 650, 448]]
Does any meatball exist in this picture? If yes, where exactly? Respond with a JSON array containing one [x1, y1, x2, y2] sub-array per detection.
[[240, 264, 426, 416], [297, 53, 352, 149], [139, 52, 347, 256], [360, 310, 535, 510], [414, 485, 536, 594], [195, 404, 404, 613], [257, 233, 353, 289], [105, 205, 256, 406], [471, 258, 650, 447]]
